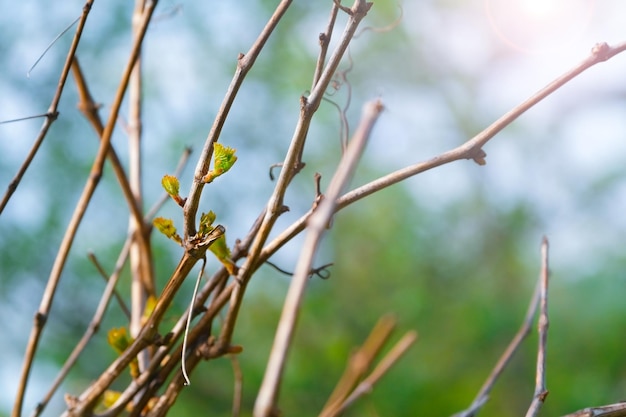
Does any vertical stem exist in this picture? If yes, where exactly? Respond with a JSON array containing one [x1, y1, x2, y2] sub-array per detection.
[[254, 99, 383, 417], [128, 0, 153, 378]]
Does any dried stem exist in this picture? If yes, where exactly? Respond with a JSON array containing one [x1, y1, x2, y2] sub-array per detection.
[[327, 330, 418, 416], [31, 147, 191, 417], [128, 0, 154, 383], [231, 354, 244, 417], [219, 0, 373, 357], [525, 237, 550, 417], [452, 266, 542, 417], [337, 41, 626, 209], [31, 239, 133, 417], [254, 98, 383, 417], [562, 402, 626, 417], [183, 0, 293, 239], [0, 0, 93, 219], [64, 226, 223, 416], [320, 315, 397, 416], [88, 252, 132, 319], [254, 42, 626, 303], [312, 2, 340, 89]]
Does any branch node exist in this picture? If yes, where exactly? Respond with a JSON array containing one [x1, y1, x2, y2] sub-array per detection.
[[34, 312, 47, 326], [591, 42, 610, 61], [471, 148, 487, 166]]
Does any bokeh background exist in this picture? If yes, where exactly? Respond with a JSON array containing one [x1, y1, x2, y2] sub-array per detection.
[[1, 0, 626, 416]]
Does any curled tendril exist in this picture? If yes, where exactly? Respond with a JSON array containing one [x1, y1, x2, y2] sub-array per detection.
[[265, 260, 334, 280]]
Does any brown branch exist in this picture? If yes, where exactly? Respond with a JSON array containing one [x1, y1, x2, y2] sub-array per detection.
[[231, 354, 244, 417], [103, 211, 264, 416], [254, 41, 626, 313], [254, 98, 383, 417], [31, 239, 133, 417], [219, 0, 373, 361], [312, 2, 340, 89], [10, 3, 92, 416], [183, 0, 293, 239], [0, 1, 93, 220], [320, 315, 397, 417], [63, 226, 223, 416], [29, 148, 191, 417], [88, 252, 132, 320], [128, 0, 154, 380], [337, 41, 626, 210], [452, 241, 547, 417], [327, 330, 418, 416], [525, 237, 550, 417], [71, 57, 154, 298], [562, 402, 626, 417]]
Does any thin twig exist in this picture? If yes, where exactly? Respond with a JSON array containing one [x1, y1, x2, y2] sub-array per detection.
[[231, 354, 243, 417], [327, 330, 418, 417], [31, 238, 133, 417], [10, 2, 94, 416], [128, 0, 153, 381], [71, 58, 154, 296], [253, 42, 626, 307], [320, 315, 397, 416], [0, 1, 93, 219], [0, 113, 52, 124], [562, 402, 626, 417], [312, 2, 340, 89], [183, 0, 293, 239], [27, 15, 80, 77], [452, 270, 542, 417], [31, 148, 191, 417], [110, 211, 264, 415], [39, 3, 161, 414], [254, 98, 383, 417], [219, 0, 373, 360], [88, 252, 131, 319], [525, 237, 550, 417], [65, 226, 223, 416], [337, 41, 626, 210]]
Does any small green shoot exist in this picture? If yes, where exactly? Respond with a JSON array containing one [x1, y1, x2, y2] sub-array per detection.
[[202, 143, 237, 183], [161, 174, 185, 206], [153, 217, 182, 245]]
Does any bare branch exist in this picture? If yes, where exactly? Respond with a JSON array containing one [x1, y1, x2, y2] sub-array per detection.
[[254, 98, 383, 417], [312, 2, 340, 89], [320, 315, 397, 417], [65, 226, 223, 416], [219, 0, 373, 359], [525, 237, 550, 417], [452, 278, 541, 417], [183, 0, 293, 239], [562, 402, 626, 417], [1, 1, 93, 219], [337, 41, 626, 210], [328, 330, 418, 416]]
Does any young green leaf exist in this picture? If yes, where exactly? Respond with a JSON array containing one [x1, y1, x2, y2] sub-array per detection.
[[107, 327, 139, 378], [202, 143, 237, 183], [107, 327, 132, 354], [153, 217, 182, 245], [199, 211, 216, 235], [161, 174, 185, 206], [102, 390, 122, 409], [209, 234, 237, 275], [141, 295, 157, 326]]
